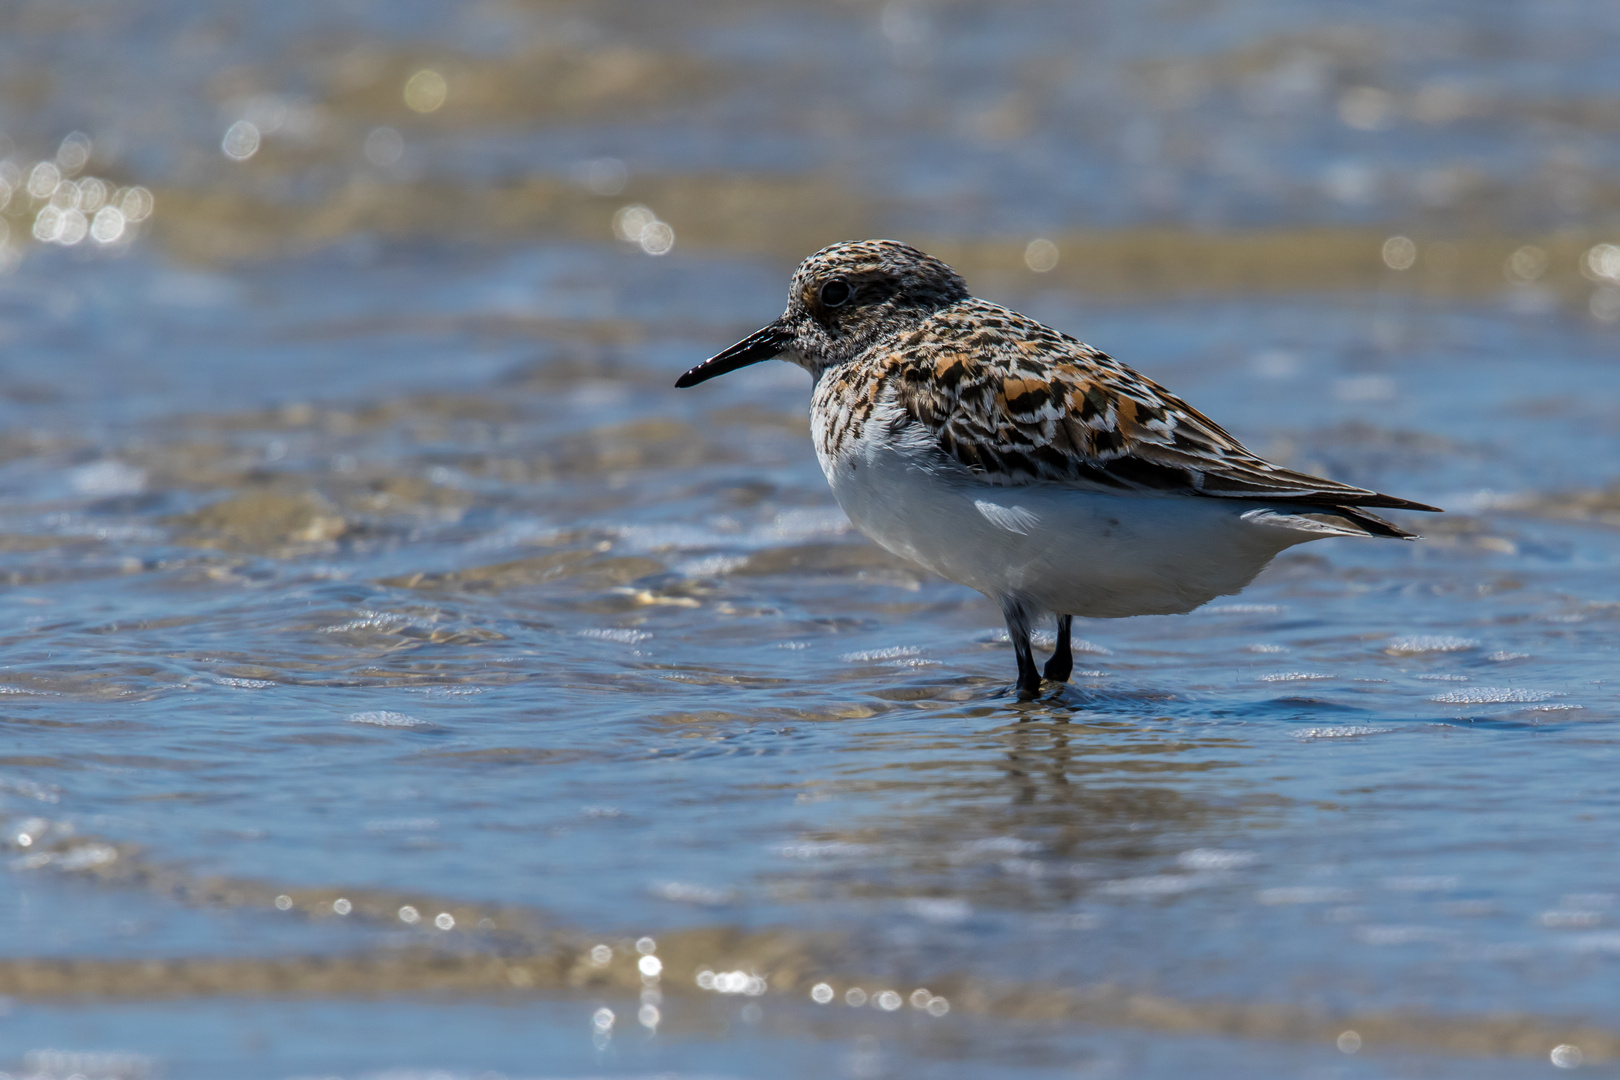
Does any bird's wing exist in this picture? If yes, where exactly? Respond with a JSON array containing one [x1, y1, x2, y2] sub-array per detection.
[[884, 303, 1440, 513]]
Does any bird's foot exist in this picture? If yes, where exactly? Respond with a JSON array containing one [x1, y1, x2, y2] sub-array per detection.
[[1043, 614, 1073, 683]]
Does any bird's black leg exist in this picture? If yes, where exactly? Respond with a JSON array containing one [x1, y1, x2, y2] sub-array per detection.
[[1001, 601, 1043, 700], [1044, 614, 1073, 684]]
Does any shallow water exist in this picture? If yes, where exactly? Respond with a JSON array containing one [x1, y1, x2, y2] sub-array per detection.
[[3, 2, 1620, 1078]]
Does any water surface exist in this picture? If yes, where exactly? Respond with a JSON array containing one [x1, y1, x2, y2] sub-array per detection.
[[3, 1, 1620, 1077]]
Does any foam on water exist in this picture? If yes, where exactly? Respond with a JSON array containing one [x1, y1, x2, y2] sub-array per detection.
[[1430, 687, 1561, 705], [346, 711, 433, 728]]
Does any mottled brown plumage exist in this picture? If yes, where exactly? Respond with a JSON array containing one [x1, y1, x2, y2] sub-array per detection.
[[813, 295, 1435, 523]]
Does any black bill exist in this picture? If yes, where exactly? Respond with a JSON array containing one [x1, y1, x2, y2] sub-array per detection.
[[674, 321, 790, 388]]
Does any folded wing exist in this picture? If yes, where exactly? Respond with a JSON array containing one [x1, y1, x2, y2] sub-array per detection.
[[887, 303, 1442, 520]]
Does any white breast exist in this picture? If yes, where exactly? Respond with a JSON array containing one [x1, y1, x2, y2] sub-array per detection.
[[811, 398, 1320, 618]]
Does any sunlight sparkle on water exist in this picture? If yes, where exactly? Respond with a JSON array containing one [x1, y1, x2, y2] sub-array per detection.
[[27, 161, 60, 198], [1381, 236, 1417, 271], [222, 120, 261, 162], [20, 153, 148, 250], [1552, 1044, 1584, 1068], [1024, 238, 1059, 272], [1586, 243, 1620, 282], [697, 969, 766, 995], [90, 206, 126, 244], [612, 204, 675, 255], [404, 69, 448, 113]]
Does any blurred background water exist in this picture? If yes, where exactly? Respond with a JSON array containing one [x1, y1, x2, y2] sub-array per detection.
[[2, 1, 1620, 1077]]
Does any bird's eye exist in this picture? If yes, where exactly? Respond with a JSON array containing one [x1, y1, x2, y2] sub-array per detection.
[[819, 278, 852, 308]]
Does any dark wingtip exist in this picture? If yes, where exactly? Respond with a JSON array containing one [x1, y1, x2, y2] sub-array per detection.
[[1379, 496, 1445, 514], [1317, 491, 1444, 513], [1307, 488, 1442, 513]]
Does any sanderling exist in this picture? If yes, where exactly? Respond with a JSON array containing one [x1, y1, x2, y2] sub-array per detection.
[[677, 240, 1440, 699]]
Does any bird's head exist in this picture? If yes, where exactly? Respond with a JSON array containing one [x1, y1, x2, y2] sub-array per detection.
[[675, 239, 969, 388]]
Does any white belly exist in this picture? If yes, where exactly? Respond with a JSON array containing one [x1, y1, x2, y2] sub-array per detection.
[[814, 422, 1319, 618]]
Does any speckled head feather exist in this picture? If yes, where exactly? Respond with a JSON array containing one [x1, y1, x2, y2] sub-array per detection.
[[781, 239, 969, 371]]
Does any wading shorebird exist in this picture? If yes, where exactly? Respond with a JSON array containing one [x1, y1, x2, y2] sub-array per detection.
[[676, 240, 1440, 699]]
